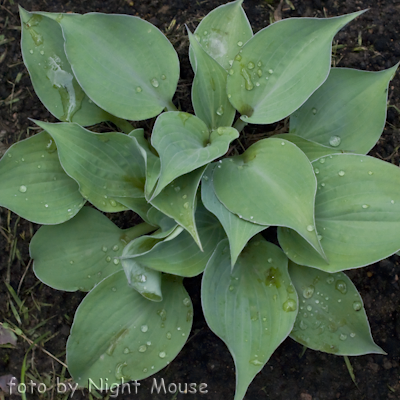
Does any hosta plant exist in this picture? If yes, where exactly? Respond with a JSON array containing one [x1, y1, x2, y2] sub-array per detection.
[[1, 1, 399, 398]]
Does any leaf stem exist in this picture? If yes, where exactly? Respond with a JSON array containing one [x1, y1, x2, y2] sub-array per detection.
[[108, 115, 134, 134], [122, 222, 156, 242], [233, 117, 248, 133], [166, 100, 179, 112]]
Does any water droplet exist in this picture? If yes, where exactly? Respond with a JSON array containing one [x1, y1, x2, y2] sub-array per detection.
[[335, 280, 347, 294], [138, 345, 147, 353], [161, 74, 166, 80], [329, 135, 341, 147], [183, 297, 190, 306], [159, 351, 166, 359], [123, 347, 130, 354], [338, 170, 345, 177], [141, 325, 148, 333], [339, 333, 347, 341], [267, 258, 273, 263], [237, 41, 243, 47], [350, 332, 356, 338], [151, 78, 159, 88], [314, 168, 319, 174], [353, 301, 362, 311], [174, 186, 181, 192], [115, 362, 128, 379], [19, 185, 27, 193], [250, 358, 263, 366], [235, 54, 242, 61], [113, 258, 120, 265], [111, 287, 117, 292], [166, 332, 172, 339], [268, 69, 273, 74], [216, 105, 224, 116], [136, 86, 142, 93], [312, 108, 317, 115], [44, 204, 49, 208], [157, 309, 167, 321], [281, 141, 285, 146], [241, 68, 253, 91], [113, 245, 119, 251], [203, 30, 208, 36], [229, 285, 234, 291], [37, 164, 41, 169], [362, 204, 369, 209], [110, 199, 117, 207], [391, 200, 395, 204], [229, 68, 234, 76], [183, 202, 189, 209], [29, 49, 34, 54], [282, 298, 297, 312], [106, 256, 111, 262], [194, 33, 200, 42], [7, 153, 12, 158], [306, 225, 314, 232], [247, 61, 255, 70], [39, 50, 44, 55], [299, 320, 308, 330], [303, 285, 315, 299], [319, 158, 326, 164], [368, 171, 373, 175], [257, 69, 262, 77]]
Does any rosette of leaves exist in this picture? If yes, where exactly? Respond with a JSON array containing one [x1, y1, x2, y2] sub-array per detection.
[[0, 1, 398, 399]]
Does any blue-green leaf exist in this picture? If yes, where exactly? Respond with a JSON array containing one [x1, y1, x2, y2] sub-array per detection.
[[0, 131, 84, 224], [289, 261, 385, 355], [202, 238, 297, 400]]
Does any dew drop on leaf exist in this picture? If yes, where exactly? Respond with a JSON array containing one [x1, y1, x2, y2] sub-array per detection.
[[282, 298, 297, 312], [312, 108, 317, 115], [138, 345, 147, 353], [353, 301, 362, 311], [247, 62, 255, 70], [158, 351, 166, 359], [136, 86, 142, 93], [302, 285, 315, 299], [338, 170, 345, 177], [19, 185, 27, 193], [306, 225, 314, 232], [151, 78, 159, 88], [140, 325, 148, 333], [329, 135, 341, 147], [335, 280, 347, 294]]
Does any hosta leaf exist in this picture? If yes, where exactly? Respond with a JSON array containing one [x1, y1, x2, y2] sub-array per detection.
[[122, 204, 225, 277], [44, 12, 179, 121], [190, 0, 253, 70], [122, 258, 163, 302], [0, 131, 84, 224], [150, 167, 206, 249], [34, 121, 146, 212], [30, 207, 154, 292], [289, 262, 384, 355], [278, 154, 400, 272], [128, 129, 161, 199], [151, 112, 238, 198], [19, 8, 110, 125], [67, 271, 193, 387], [202, 238, 297, 400], [290, 65, 399, 154], [272, 133, 341, 162], [189, 30, 235, 131], [227, 11, 365, 124], [201, 164, 267, 266], [212, 138, 325, 258]]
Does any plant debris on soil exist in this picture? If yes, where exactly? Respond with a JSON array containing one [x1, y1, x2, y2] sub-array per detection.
[[1, 0, 400, 399]]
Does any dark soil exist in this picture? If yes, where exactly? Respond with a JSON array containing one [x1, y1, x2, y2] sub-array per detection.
[[1, 0, 400, 399]]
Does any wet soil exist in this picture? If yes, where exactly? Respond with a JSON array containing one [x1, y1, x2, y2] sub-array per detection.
[[1, 0, 400, 399]]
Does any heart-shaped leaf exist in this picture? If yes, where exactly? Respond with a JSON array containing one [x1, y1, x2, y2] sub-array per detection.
[[19, 8, 111, 125], [44, 12, 179, 120], [212, 138, 325, 258], [290, 65, 399, 154], [189, 30, 235, 131], [289, 261, 385, 355], [34, 121, 146, 212], [151, 112, 238, 198], [67, 271, 193, 387], [0, 131, 84, 224], [202, 238, 297, 400], [30, 207, 154, 291], [227, 11, 365, 124], [278, 153, 400, 271], [150, 167, 206, 249], [201, 164, 267, 266], [122, 204, 225, 277]]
